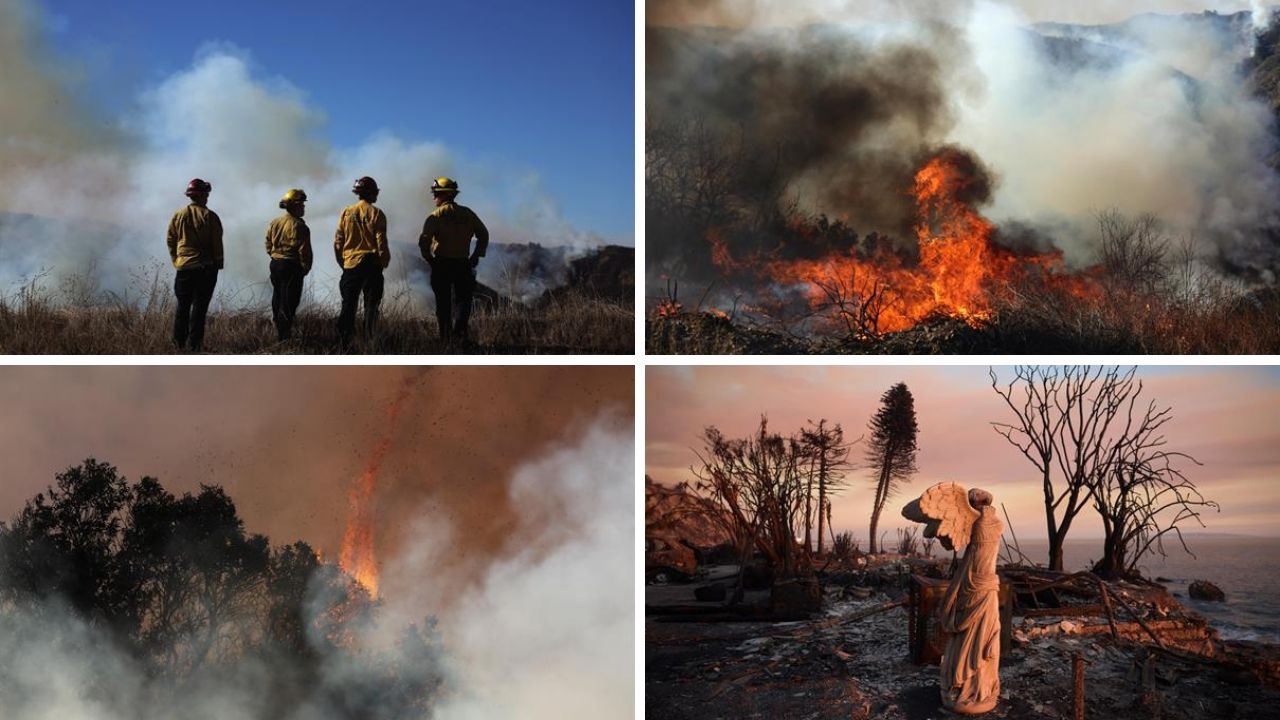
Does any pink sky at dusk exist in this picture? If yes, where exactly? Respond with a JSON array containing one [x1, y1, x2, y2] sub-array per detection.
[[646, 366, 1280, 543]]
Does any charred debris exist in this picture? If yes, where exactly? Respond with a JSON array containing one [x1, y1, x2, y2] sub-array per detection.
[[646, 549, 1280, 720]]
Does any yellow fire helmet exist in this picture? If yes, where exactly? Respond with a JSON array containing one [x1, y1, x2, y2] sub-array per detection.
[[431, 177, 459, 195], [278, 188, 307, 208]]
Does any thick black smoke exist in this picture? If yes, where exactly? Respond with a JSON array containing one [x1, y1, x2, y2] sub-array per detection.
[[647, 16, 974, 279]]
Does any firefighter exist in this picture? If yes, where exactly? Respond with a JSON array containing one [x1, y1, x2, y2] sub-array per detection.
[[334, 176, 389, 346], [418, 177, 489, 344], [166, 178, 223, 352], [265, 188, 313, 341]]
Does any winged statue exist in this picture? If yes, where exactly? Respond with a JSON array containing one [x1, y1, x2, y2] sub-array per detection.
[[902, 482, 1003, 715]]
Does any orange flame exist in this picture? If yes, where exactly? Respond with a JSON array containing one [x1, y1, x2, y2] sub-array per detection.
[[338, 375, 418, 597], [714, 151, 1101, 333]]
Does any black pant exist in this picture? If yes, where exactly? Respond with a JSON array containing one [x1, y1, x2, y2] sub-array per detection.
[[173, 267, 218, 351], [430, 258, 476, 341], [338, 256, 384, 345], [269, 259, 305, 341]]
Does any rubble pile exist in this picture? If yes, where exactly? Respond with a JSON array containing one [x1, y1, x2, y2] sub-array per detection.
[[1003, 567, 1220, 656]]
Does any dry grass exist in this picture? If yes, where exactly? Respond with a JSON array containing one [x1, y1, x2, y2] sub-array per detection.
[[1, 272, 633, 355], [646, 281, 1280, 355], [988, 271, 1280, 355]]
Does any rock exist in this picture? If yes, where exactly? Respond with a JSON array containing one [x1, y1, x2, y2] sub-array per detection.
[[1189, 580, 1226, 602]]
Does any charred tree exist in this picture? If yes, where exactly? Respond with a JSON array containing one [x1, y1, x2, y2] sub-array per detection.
[[799, 419, 854, 556], [991, 366, 1144, 572], [692, 417, 811, 600], [865, 383, 918, 554], [1091, 393, 1218, 579]]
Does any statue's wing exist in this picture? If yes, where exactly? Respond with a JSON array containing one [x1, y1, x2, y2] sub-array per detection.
[[901, 482, 980, 552]]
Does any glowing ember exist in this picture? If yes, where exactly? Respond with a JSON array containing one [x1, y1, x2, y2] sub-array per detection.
[[338, 375, 419, 597], [654, 299, 684, 318], [711, 149, 1100, 334]]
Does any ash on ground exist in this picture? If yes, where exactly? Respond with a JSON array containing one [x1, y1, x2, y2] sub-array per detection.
[[646, 560, 1280, 720]]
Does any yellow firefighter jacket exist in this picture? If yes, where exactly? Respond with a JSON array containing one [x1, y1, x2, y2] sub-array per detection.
[[334, 200, 389, 270], [166, 204, 224, 270], [418, 201, 489, 260], [265, 214, 313, 273]]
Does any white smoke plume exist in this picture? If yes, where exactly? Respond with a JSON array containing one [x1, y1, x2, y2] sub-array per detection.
[[951, 1, 1280, 269], [378, 415, 635, 719], [0, 413, 634, 719], [0, 0, 611, 305]]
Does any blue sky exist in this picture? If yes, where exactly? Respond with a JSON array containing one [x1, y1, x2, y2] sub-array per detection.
[[35, 0, 634, 241]]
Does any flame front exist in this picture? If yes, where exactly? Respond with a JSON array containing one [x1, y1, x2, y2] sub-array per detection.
[[338, 376, 418, 597], [714, 150, 1100, 334]]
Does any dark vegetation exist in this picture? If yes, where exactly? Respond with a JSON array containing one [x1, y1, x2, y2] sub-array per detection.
[[0, 459, 442, 718]]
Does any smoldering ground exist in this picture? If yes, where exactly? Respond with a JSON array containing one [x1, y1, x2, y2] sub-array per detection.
[[0, 0, 615, 307], [0, 366, 634, 719], [647, 0, 1280, 284]]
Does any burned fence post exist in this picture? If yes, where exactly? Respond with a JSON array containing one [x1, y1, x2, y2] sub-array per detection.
[[1073, 652, 1085, 720]]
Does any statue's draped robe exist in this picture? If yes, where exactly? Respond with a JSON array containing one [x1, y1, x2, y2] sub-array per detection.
[[938, 507, 1003, 713]]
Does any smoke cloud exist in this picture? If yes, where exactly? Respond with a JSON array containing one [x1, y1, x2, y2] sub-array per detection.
[[951, 2, 1280, 270], [648, 12, 971, 246], [0, 0, 610, 305], [647, 0, 1280, 280], [380, 417, 634, 719]]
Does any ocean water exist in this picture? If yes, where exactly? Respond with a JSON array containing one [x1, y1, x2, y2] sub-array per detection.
[[1011, 536, 1280, 644]]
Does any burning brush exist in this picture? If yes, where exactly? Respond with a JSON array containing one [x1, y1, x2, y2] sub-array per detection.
[[709, 148, 1103, 338]]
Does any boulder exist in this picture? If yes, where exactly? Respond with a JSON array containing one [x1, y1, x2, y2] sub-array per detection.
[[1188, 580, 1226, 602]]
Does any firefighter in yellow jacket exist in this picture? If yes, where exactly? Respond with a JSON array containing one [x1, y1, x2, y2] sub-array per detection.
[[334, 176, 390, 346], [265, 189, 313, 341], [166, 178, 223, 351], [418, 177, 489, 343]]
